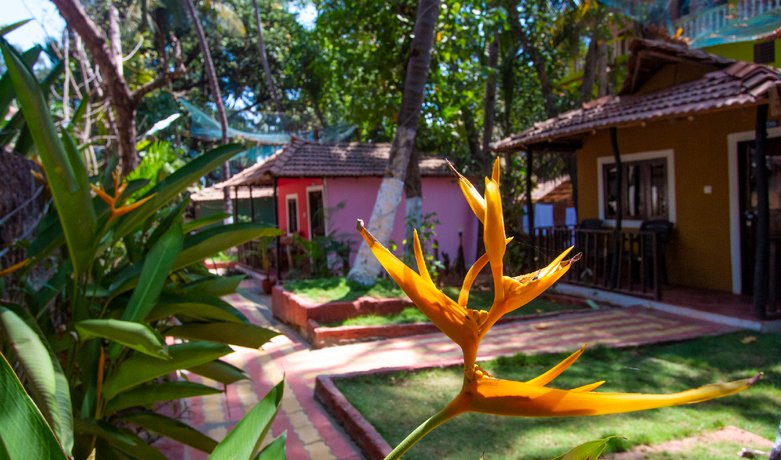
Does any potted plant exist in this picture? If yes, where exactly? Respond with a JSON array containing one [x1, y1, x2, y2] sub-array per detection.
[[257, 236, 276, 294]]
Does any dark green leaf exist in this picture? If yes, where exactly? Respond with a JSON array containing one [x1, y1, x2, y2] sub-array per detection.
[[122, 412, 218, 453], [113, 144, 244, 240], [0, 352, 67, 460], [149, 293, 249, 323], [104, 381, 222, 415], [553, 436, 623, 460], [75, 319, 169, 359], [1, 43, 97, 277], [166, 322, 277, 349], [183, 212, 230, 233], [183, 275, 245, 297], [209, 380, 284, 460], [256, 432, 286, 460], [174, 224, 281, 270], [0, 19, 32, 37], [75, 419, 166, 460], [102, 341, 232, 400], [0, 307, 73, 455], [187, 359, 247, 384]]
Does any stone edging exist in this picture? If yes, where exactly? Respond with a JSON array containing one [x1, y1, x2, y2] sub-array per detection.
[[273, 285, 599, 347], [314, 360, 464, 459]]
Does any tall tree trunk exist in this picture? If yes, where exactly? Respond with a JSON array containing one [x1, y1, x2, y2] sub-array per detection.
[[183, 0, 233, 221], [596, 40, 609, 97], [52, 0, 186, 174], [252, 0, 283, 113], [348, 0, 440, 286], [404, 149, 422, 261], [580, 36, 598, 103], [481, 33, 499, 175]]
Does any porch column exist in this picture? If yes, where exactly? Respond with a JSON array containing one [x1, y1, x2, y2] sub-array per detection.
[[753, 104, 769, 320], [249, 185, 255, 222], [526, 147, 535, 269], [273, 176, 281, 281], [232, 186, 239, 223], [609, 127, 623, 289]]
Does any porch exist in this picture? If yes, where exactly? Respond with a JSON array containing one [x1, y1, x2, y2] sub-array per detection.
[[536, 225, 781, 323]]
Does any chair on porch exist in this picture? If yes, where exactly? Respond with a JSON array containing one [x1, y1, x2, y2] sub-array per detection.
[[640, 219, 674, 285]]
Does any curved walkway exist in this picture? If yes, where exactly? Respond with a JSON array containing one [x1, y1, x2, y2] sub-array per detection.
[[162, 283, 738, 459]]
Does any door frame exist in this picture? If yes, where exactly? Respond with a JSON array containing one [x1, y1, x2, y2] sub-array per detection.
[[306, 185, 326, 239], [727, 126, 781, 294]]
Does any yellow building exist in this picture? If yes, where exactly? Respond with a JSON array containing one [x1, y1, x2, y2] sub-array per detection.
[[495, 39, 781, 320]]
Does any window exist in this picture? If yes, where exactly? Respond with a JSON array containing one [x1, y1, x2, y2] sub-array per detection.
[[754, 41, 775, 64], [603, 157, 668, 221], [286, 195, 298, 234]]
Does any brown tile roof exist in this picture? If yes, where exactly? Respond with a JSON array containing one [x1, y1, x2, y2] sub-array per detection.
[[495, 62, 781, 152], [220, 138, 452, 187], [534, 179, 574, 206], [190, 185, 272, 202], [494, 40, 781, 153]]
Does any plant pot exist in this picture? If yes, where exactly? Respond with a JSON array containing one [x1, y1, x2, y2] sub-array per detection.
[[261, 277, 277, 295]]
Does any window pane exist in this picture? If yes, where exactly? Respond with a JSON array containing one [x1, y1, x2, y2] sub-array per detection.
[[288, 199, 298, 233], [627, 164, 640, 218], [602, 157, 668, 221], [650, 162, 667, 217], [605, 165, 617, 217]]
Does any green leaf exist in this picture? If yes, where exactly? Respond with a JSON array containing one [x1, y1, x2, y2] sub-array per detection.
[[104, 381, 222, 415], [187, 359, 248, 384], [75, 319, 169, 360], [553, 436, 623, 460], [183, 275, 245, 297], [256, 433, 286, 460], [0, 352, 67, 460], [102, 341, 232, 400], [167, 322, 278, 349], [122, 412, 218, 453], [113, 144, 245, 240], [123, 221, 183, 323], [75, 418, 166, 460], [174, 224, 281, 270], [183, 212, 230, 233], [1, 43, 97, 277], [0, 45, 41, 118], [149, 293, 249, 323], [0, 19, 32, 37], [0, 307, 73, 456], [209, 380, 284, 460]]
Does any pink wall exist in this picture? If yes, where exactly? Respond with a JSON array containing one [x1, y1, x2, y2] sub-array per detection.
[[324, 176, 479, 268], [276, 177, 323, 240]]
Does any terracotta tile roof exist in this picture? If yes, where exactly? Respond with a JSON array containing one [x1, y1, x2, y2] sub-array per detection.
[[221, 138, 452, 187], [495, 62, 781, 152], [190, 185, 272, 202], [533, 179, 574, 206], [494, 41, 781, 152]]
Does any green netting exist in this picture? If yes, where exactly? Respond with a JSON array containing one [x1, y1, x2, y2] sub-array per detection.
[[180, 99, 291, 145], [600, 0, 781, 48]]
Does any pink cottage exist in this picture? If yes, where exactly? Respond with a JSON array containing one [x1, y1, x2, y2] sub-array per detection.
[[219, 138, 479, 270]]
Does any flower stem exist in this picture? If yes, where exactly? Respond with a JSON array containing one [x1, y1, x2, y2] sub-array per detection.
[[384, 402, 461, 460]]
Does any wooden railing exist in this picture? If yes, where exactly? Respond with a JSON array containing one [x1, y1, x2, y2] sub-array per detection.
[[535, 226, 664, 300], [675, 0, 781, 42]]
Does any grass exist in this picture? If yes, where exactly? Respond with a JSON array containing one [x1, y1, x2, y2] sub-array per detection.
[[335, 331, 781, 460], [325, 297, 580, 327], [282, 277, 405, 303]]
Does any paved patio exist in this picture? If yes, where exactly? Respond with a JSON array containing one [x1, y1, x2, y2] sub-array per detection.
[[160, 282, 740, 459]]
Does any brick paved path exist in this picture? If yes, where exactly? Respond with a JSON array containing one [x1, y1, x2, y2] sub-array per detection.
[[161, 285, 738, 459]]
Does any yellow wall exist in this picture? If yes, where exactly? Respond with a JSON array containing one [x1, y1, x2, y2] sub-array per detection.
[[576, 109, 761, 292]]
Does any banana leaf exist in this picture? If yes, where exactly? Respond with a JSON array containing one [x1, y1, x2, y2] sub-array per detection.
[[104, 381, 222, 415], [122, 412, 217, 453]]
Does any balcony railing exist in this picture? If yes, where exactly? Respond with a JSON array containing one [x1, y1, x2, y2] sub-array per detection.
[[675, 0, 781, 43], [535, 226, 664, 300]]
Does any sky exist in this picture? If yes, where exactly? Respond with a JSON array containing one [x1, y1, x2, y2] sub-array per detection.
[[1, 0, 317, 51], [2, 0, 65, 50]]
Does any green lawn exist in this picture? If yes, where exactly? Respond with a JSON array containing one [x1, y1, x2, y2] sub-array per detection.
[[335, 332, 781, 459], [282, 277, 405, 303], [324, 297, 580, 327]]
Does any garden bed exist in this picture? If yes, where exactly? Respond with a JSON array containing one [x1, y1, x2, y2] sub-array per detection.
[[271, 279, 595, 347], [315, 332, 781, 459]]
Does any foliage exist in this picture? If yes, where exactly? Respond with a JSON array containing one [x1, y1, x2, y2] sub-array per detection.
[[337, 332, 781, 459], [0, 43, 283, 459], [324, 297, 582, 328], [283, 276, 405, 303]]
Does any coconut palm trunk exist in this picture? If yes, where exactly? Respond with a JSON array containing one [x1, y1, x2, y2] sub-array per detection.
[[183, 0, 233, 221], [252, 0, 283, 113], [347, 0, 440, 286]]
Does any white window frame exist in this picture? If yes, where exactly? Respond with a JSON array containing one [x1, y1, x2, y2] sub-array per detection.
[[727, 126, 781, 294], [597, 149, 676, 229], [305, 185, 326, 238], [285, 194, 299, 234]]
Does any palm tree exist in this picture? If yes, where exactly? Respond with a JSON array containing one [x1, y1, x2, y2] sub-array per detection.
[[347, 0, 441, 286], [182, 0, 232, 219], [252, 0, 283, 113]]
